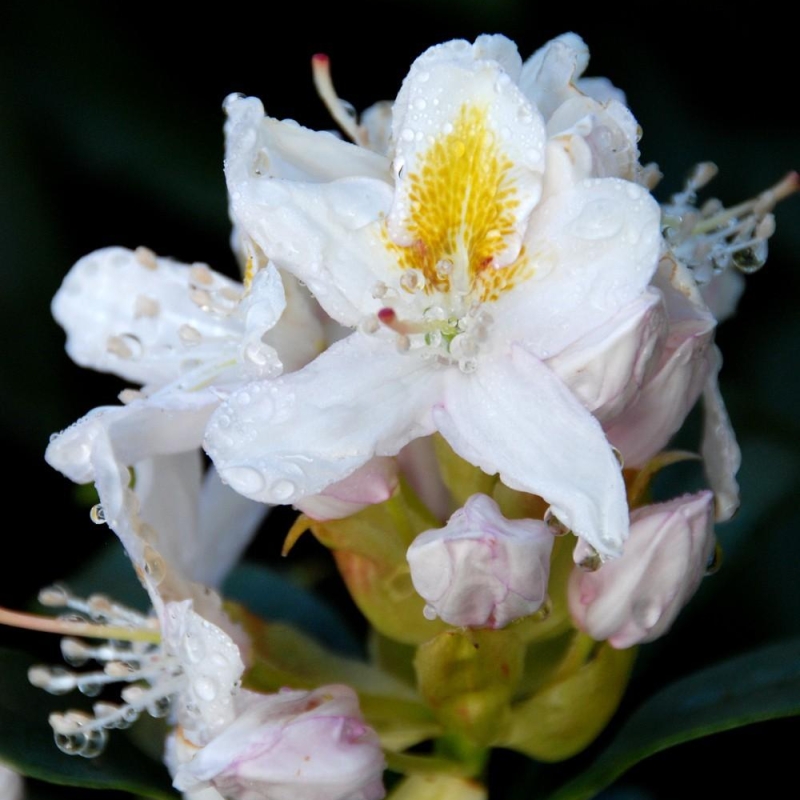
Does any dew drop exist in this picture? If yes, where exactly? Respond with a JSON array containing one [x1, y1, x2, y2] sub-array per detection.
[[400, 268, 425, 293], [422, 604, 438, 621], [142, 545, 166, 586], [413, 98, 427, 111], [183, 633, 206, 664], [179, 324, 203, 346], [134, 246, 158, 270], [576, 543, 602, 572], [401, 128, 415, 142], [544, 508, 570, 537], [570, 198, 624, 241], [732, 241, 768, 274], [193, 676, 218, 702], [223, 466, 266, 496], [271, 479, 296, 501], [89, 504, 106, 525]]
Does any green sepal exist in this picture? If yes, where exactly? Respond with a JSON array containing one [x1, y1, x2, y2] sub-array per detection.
[[301, 483, 449, 644], [414, 627, 525, 745], [503, 636, 636, 762], [229, 605, 441, 751], [386, 773, 488, 800]]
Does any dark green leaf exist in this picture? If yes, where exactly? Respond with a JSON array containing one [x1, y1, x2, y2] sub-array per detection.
[[0, 649, 176, 799], [544, 637, 800, 800]]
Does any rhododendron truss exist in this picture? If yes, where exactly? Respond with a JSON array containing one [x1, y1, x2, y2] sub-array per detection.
[[1, 28, 797, 800]]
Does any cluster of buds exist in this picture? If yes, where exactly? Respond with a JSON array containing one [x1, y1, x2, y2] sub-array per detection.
[[5, 30, 794, 800]]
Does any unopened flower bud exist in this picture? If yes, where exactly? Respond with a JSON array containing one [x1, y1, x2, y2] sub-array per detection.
[[407, 494, 553, 629], [173, 685, 386, 800], [568, 491, 715, 648]]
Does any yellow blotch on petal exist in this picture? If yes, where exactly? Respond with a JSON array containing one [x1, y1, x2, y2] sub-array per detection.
[[386, 104, 530, 304]]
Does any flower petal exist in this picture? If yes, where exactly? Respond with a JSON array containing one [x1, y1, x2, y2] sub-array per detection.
[[205, 333, 441, 505], [433, 344, 629, 558], [702, 346, 741, 521], [387, 36, 546, 269], [135, 456, 268, 588], [224, 93, 391, 183], [494, 176, 661, 358], [52, 247, 247, 387], [547, 290, 666, 421]]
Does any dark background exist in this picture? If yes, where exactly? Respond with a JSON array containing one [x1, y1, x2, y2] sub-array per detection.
[[2, 2, 798, 797]]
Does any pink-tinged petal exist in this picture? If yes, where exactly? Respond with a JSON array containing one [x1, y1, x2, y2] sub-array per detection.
[[295, 457, 399, 521], [569, 492, 715, 648], [702, 346, 741, 522], [52, 247, 248, 387], [387, 36, 545, 269], [0, 765, 24, 800], [407, 493, 552, 628], [604, 316, 715, 466], [547, 290, 667, 421], [433, 344, 628, 558], [494, 177, 661, 358], [205, 333, 441, 506], [174, 685, 385, 800]]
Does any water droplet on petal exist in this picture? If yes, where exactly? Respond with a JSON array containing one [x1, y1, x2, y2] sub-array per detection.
[[632, 598, 662, 630], [142, 545, 166, 586], [271, 479, 295, 502], [193, 676, 218, 702], [544, 508, 570, 537], [570, 197, 624, 241], [422, 604, 437, 621], [89, 504, 106, 525], [223, 466, 266, 496]]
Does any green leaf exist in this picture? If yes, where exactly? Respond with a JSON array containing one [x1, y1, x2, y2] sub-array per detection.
[[545, 637, 800, 800], [0, 649, 176, 799]]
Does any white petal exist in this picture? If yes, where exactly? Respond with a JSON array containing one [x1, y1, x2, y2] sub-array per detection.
[[519, 33, 589, 120], [205, 333, 441, 505], [604, 317, 715, 466], [387, 37, 545, 268], [230, 172, 395, 326], [162, 600, 245, 745], [224, 93, 391, 183], [494, 177, 661, 358], [433, 344, 629, 558], [52, 247, 245, 387], [46, 393, 216, 485], [702, 346, 741, 521]]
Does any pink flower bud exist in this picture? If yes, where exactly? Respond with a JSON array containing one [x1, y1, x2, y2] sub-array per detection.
[[407, 494, 553, 629], [173, 685, 385, 800], [294, 458, 398, 520], [568, 491, 715, 648]]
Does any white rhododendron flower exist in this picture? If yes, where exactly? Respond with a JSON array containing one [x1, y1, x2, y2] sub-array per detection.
[[172, 685, 386, 800], [206, 34, 663, 560], [407, 493, 553, 628], [568, 491, 715, 648]]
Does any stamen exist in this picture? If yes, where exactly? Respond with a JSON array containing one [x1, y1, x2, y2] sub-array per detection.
[[311, 54, 365, 146]]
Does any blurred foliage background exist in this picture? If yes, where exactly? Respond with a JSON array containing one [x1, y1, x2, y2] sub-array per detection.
[[1, 1, 798, 797]]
